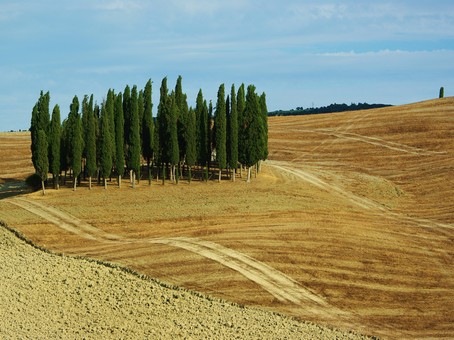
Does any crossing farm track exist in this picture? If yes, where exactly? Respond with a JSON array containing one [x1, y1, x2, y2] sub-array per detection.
[[1, 97, 453, 338]]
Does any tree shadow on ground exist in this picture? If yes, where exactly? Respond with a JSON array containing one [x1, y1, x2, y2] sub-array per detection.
[[0, 178, 32, 200]]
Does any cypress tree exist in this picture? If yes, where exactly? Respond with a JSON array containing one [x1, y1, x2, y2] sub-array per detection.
[[228, 84, 238, 181], [100, 102, 113, 189], [35, 129, 49, 195], [439, 87, 444, 98], [129, 85, 141, 188], [242, 85, 262, 182], [106, 89, 116, 169], [175, 76, 188, 172], [115, 93, 125, 188], [60, 119, 70, 185], [259, 92, 269, 163], [237, 84, 246, 177], [157, 77, 169, 184], [49, 104, 61, 189], [185, 107, 197, 183], [195, 90, 208, 179], [69, 96, 83, 190], [167, 92, 180, 183], [85, 99, 97, 190], [142, 79, 154, 185], [31, 91, 50, 171], [123, 85, 131, 169], [208, 100, 213, 178], [215, 84, 227, 182]]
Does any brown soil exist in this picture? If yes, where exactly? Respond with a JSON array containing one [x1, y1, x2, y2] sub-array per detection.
[[1, 97, 453, 338]]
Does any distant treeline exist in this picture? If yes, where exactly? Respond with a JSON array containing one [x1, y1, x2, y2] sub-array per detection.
[[268, 103, 392, 117]]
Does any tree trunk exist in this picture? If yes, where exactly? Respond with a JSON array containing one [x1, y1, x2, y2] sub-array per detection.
[[162, 164, 166, 185], [130, 169, 133, 184], [104, 177, 107, 189], [247, 167, 251, 183], [118, 175, 121, 189], [188, 167, 192, 184], [89, 176, 92, 190], [147, 159, 152, 186], [132, 172, 136, 189], [73, 176, 77, 191], [218, 168, 222, 182], [41, 180, 46, 196], [56, 174, 59, 190]]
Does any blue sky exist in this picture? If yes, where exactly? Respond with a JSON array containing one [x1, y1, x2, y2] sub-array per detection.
[[1, 0, 453, 131]]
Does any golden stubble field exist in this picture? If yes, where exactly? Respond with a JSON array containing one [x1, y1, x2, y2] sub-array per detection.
[[1, 97, 453, 338]]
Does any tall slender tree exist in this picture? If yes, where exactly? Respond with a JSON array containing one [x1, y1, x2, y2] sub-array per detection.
[[129, 85, 141, 188], [142, 79, 154, 185], [35, 129, 48, 195], [439, 86, 445, 98], [228, 84, 238, 181], [185, 107, 197, 183], [215, 84, 227, 182], [100, 102, 113, 189], [165, 92, 180, 183], [49, 104, 61, 189], [30, 91, 50, 170], [157, 77, 169, 184], [259, 92, 269, 164], [106, 89, 116, 169], [114, 93, 125, 188], [196, 90, 208, 179], [123, 85, 131, 169], [237, 84, 246, 177], [242, 85, 262, 182], [85, 99, 97, 190], [69, 96, 83, 190]]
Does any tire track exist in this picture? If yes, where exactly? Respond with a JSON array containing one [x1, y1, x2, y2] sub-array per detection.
[[267, 161, 453, 238], [298, 128, 445, 156], [8, 197, 337, 312]]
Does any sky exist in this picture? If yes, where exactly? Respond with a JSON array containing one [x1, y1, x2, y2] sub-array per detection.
[[1, 0, 453, 131]]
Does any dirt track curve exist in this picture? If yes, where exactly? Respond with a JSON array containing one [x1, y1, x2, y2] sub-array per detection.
[[8, 197, 336, 313]]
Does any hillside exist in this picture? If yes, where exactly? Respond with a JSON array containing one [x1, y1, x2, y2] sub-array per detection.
[[0, 97, 453, 338]]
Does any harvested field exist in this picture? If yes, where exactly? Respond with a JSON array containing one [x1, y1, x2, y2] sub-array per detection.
[[0, 97, 453, 338]]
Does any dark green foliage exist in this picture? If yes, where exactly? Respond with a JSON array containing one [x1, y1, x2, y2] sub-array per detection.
[[268, 102, 391, 117], [157, 77, 169, 166], [196, 90, 209, 166], [185, 107, 197, 182], [228, 84, 238, 170], [35, 129, 48, 194], [175, 76, 189, 164], [237, 84, 246, 166], [68, 96, 83, 187], [30, 91, 50, 170], [49, 105, 61, 181], [129, 85, 141, 182], [142, 79, 154, 172], [100, 102, 113, 182], [167, 92, 180, 167], [439, 87, 444, 98], [106, 89, 116, 165], [215, 84, 227, 178], [240, 85, 262, 168], [115, 93, 125, 178], [123, 85, 131, 166], [85, 99, 97, 180], [60, 119, 70, 178], [259, 92, 268, 161]]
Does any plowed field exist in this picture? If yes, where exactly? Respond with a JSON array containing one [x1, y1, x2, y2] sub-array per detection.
[[1, 97, 453, 338]]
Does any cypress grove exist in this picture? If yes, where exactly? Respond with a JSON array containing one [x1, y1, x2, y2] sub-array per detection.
[[29, 77, 267, 191]]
